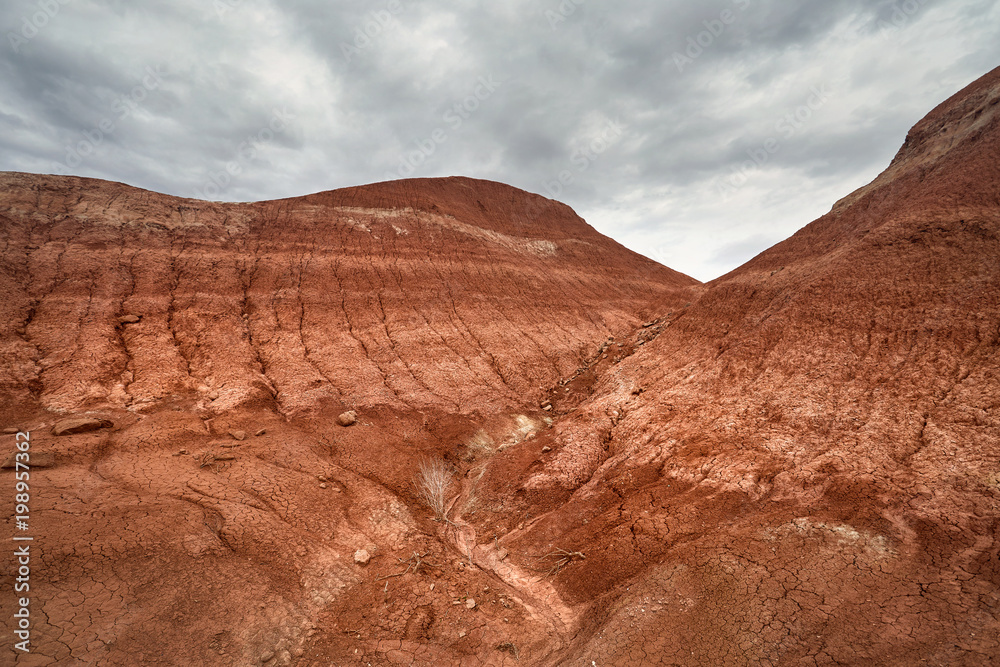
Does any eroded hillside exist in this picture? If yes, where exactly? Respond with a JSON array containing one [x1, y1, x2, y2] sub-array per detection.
[[1, 68, 998, 666]]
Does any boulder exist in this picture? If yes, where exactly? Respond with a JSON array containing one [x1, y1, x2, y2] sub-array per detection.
[[51, 417, 113, 436]]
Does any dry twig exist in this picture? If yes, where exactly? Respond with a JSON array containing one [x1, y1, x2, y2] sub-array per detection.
[[375, 551, 440, 581], [533, 547, 585, 577]]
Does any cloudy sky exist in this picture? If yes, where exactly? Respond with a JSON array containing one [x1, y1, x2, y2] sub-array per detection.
[[2, 0, 998, 280]]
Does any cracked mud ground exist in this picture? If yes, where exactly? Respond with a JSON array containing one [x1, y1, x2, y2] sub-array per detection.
[[1, 68, 999, 666]]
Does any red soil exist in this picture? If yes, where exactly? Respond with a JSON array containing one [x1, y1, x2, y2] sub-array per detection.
[[1, 67, 998, 666]]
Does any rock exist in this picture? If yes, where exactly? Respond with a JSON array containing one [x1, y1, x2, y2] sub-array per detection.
[[542, 446, 552, 453], [260, 650, 275, 663], [118, 314, 141, 324], [319, 483, 328, 489], [229, 430, 247, 441], [255, 428, 267, 436], [466, 598, 476, 609], [208, 391, 220, 400], [337, 411, 357, 427], [354, 549, 370, 566], [2, 427, 21, 434], [2, 452, 54, 468], [51, 417, 113, 436]]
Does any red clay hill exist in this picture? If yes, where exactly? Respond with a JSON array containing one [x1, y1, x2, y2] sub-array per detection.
[[1, 67, 998, 665]]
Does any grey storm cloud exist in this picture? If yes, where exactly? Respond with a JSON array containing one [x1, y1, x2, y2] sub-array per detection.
[[1, 0, 998, 280]]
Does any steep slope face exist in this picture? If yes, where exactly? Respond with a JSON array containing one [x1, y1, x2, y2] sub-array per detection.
[[0, 174, 696, 419], [0, 176, 700, 667], [467, 68, 1000, 664]]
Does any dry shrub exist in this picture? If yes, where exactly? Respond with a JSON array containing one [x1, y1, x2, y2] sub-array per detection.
[[415, 458, 454, 521]]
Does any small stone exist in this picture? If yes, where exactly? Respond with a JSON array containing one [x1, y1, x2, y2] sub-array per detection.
[[429, 583, 435, 591], [118, 314, 141, 324], [229, 430, 247, 441], [543, 404, 553, 411], [354, 549, 371, 566], [542, 446, 552, 453], [317, 475, 327, 482], [255, 428, 267, 436], [2, 427, 21, 435], [466, 598, 476, 609], [337, 411, 358, 427], [320, 483, 328, 489], [2, 452, 54, 469], [179, 449, 188, 455], [458, 631, 467, 638], [208, 391, 220, 400], [51, 416, 113, 436]]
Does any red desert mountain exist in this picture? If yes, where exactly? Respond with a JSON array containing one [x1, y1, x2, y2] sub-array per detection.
[[1, 67, 998, 665]]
